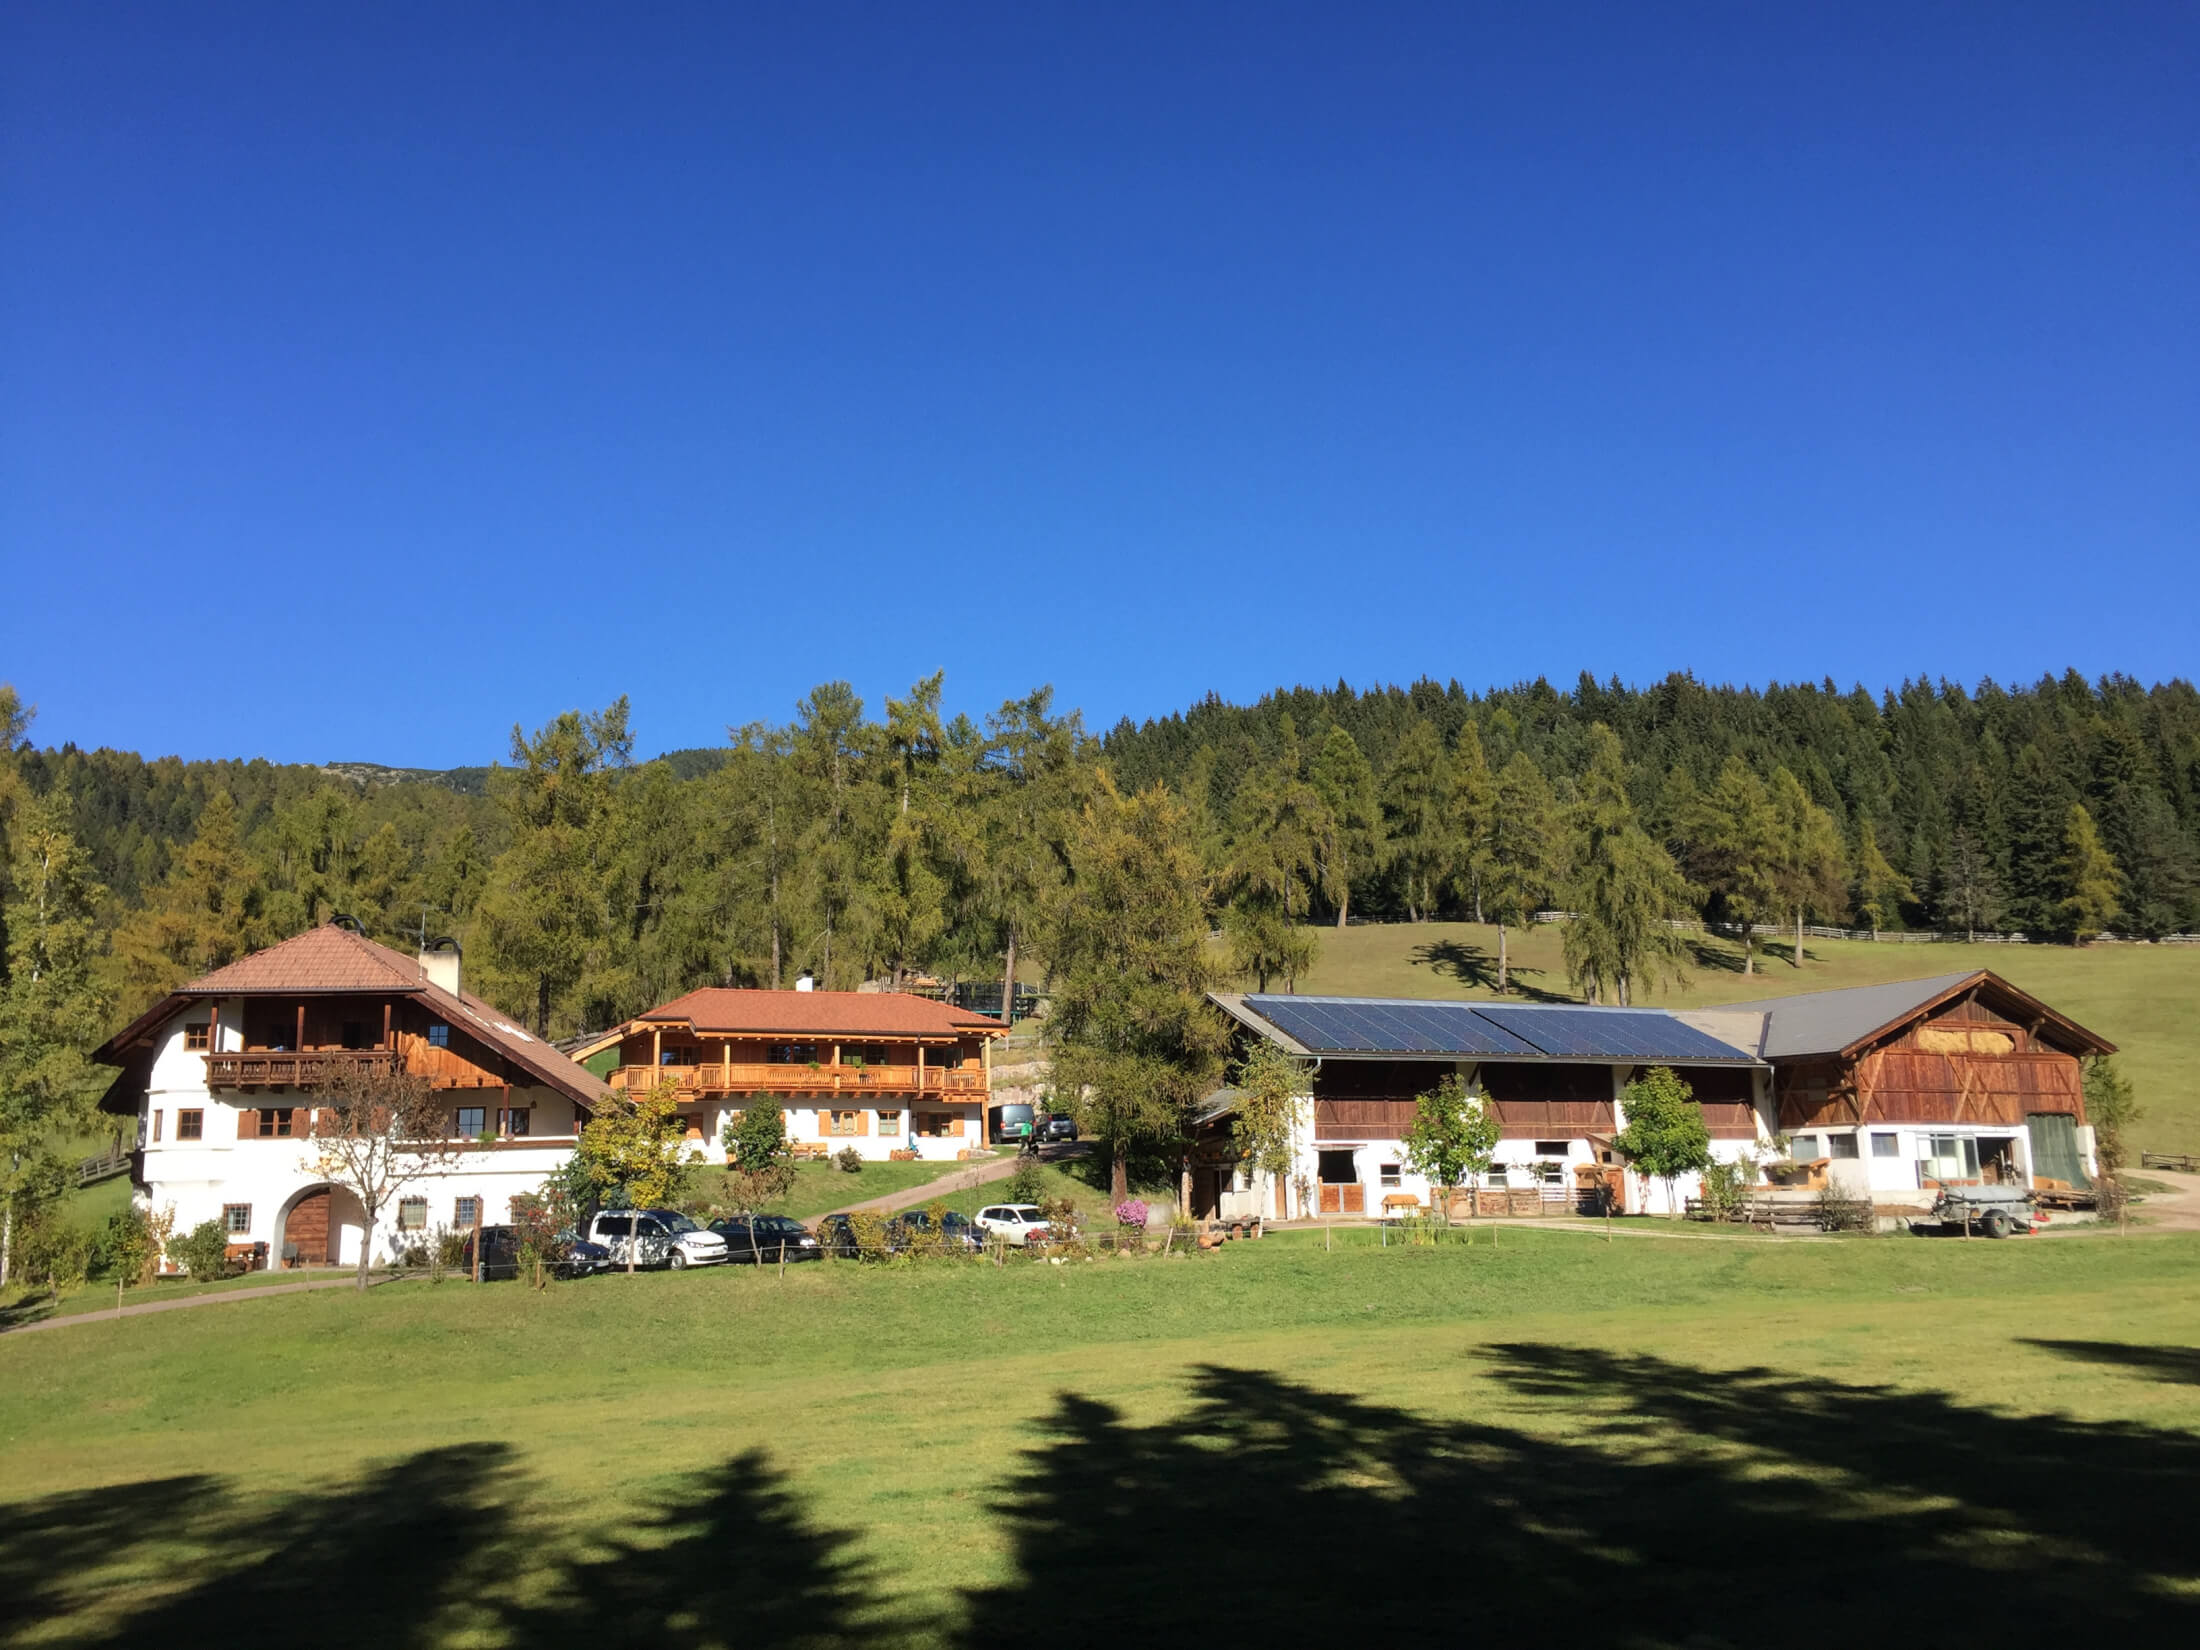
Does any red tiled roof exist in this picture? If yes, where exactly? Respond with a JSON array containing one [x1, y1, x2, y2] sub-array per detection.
[[94, 923, 606, 1107], [180, 924, 427, 994], [638, 987, 1007, 1039]]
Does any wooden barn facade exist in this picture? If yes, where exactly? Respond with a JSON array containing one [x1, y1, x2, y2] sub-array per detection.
[[1746, 970, 2112, 1196]]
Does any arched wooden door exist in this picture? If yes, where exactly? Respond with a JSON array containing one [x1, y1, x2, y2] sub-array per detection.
[[282, 1188, 336, 1266]]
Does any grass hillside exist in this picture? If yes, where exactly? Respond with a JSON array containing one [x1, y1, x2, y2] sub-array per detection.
[[1284, 921, 2200, 1155], [3, 1228, 2198, 1642]]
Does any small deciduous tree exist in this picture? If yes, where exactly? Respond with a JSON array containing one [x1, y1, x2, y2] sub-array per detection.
[[721, 1095, 798, 1212], [2081, 1056, 2141, 1176], [1229, 1041, 1310, 1216], [1401, 1074, 1500, 1201], [575, 1081, 701, 1270], [1612, 1066, 1712, 1216], [305, 1059, 465, 1290], [1849, 819, 1908, 938]]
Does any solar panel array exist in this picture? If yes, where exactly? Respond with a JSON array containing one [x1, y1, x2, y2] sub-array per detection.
[[1244, 995, 1752, 1063], [1244, 997, 1540, 1056]]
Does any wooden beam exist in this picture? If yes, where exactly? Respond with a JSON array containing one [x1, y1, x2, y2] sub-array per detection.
[[295, 1003, 306, 1053], [383, 1001, 392, 1050]]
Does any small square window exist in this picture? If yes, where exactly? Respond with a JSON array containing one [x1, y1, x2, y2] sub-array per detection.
[[177, 1110, 203, 1141], [256, 1109, 294, 1139], [223, 1204, 252, 1236], [1379, 1163, 1402, 1188], [1827, 1134, 1860, 1160], [454, 1197, 481, 1228], [1871, 1132, 1901, 1158], [1533, 1140, 1569, 1157], [397, 1197, 428, 1232], [455, 1107, 486, 1136], [427, 1023, 450, 1049], [1790, 1134, 1820, 1161], [876, 1110, 902, 1133], [500, 1107, 530, 1138], [183, 1023, 210, 1052]]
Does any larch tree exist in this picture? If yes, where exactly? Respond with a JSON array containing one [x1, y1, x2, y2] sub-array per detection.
[[1767, 767, 1847, 970], [1561, 727, 1692, 1006], [1447, 722, 1495, 923], [1849, 818, 1908, 939], [476, 698, 633, 1035], [0, 792, 110, 1289], [1381, 723, 1452, 923], [790, 681, 878, 989], [1223, 716, 1325, 993], [1482, 752, 1565, 994], [1938, 828, 2004, 944], [2056, 803, 2122, 943], [983, 687, 1088, 1022], [1045, 776, 1228, 1202], [1307, 725, 1383, 928], [1675, 757, 1779, 976], [112, 790, 268, 1003]]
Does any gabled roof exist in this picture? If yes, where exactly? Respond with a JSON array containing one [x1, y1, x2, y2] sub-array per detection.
[[629, 987, 1008, 1041], [1720, 969, 2114, 1060], [94, 923, 607, 1107]]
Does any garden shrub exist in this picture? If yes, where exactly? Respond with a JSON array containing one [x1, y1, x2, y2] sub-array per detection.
[[848, 1209, 894, 1262], [166, 1219, 232, 1281], [834, 1146, 864, 1174], [1007, 1158, 1046, 1205]]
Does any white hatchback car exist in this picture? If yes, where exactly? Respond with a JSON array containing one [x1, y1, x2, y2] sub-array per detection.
[[973, 1203, 1053, 1247]]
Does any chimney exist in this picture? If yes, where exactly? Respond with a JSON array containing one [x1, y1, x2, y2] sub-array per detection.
[[419, 937, 462, 997], [794, 968, 816, 993]]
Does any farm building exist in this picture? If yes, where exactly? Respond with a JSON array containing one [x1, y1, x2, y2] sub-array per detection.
[[1204, 970, 2111, 1222], [1742, 970, 2111, 1201], [1203, 994, 1771, 1220], [94, 923, 605, 1269], [570, 986, 1008, 1162]]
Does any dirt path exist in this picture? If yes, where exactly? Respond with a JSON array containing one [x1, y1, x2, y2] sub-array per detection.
[[1, 1275, 369, 1338], [2129, 1168, 2200, 1232], [818, 1144, 1088, 1219]]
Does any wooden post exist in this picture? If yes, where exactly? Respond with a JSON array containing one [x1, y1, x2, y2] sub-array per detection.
[[209, 1002, 220, 1054], [473, 1195, 484, 1284], [652, 1026, 662, 1069], [916, 1043, 925, 1091], [382, 1000, 392, 1050], [295, 1004, 306, 1052]]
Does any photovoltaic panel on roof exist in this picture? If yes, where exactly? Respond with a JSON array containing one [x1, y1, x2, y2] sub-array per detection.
[[1471, 1004, 1750, 1063], [1245, 996, 1541, 1057]]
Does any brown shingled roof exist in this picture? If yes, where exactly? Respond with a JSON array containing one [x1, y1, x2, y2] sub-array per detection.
[[638, 987, 1007, 1039], [94, 922, 606, 1108]]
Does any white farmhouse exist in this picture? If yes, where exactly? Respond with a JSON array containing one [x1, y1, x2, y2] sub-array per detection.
[[94, 922, 607, 1269]]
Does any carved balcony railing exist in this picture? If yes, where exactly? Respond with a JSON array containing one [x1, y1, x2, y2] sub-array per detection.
[[204, 1049, 399, 1089], [608, 1062, 986, 1097]]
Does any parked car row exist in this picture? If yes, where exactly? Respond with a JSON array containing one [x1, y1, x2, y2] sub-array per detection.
[[460, 1200, 1074, 1280]]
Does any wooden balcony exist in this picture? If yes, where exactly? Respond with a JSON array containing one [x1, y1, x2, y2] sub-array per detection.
[[204, 1049, 399, 1089], [608, 1062, 987, 1098]]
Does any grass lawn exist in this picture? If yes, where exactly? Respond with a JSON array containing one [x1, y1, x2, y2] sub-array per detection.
[[1288, 920, 2200, 1154], [688, 1152, 999, 1219], [4, 1225, 2197, 1644]]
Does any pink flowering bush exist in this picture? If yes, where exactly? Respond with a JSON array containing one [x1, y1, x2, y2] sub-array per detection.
[[1114, 1198, 1150, 1230]]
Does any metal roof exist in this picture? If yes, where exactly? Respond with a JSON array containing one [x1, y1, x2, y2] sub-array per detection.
[[1723, 969, 2114, 1059]]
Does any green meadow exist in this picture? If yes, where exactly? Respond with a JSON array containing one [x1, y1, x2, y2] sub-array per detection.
[[4, 1225, 2197, 1646]]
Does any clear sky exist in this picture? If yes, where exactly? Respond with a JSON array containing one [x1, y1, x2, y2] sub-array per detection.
[[3, 3, 2194, 767]]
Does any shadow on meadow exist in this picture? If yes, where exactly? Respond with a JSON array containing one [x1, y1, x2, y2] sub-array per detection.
[[1408, 938, 1571, 1001], [8, 1342, 2198, 1647], [2021, 1337, 2200, 1387]]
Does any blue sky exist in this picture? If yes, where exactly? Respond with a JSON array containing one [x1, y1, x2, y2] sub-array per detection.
[[3, 3, 2194, 767]]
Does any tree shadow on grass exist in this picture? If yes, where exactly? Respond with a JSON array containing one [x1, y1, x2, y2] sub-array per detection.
[[1408, 939, 1571, 1002], [0, 1444, 909, 1650], [2020, 1338, 2200, 1387], [962, 1350, 2200, 1647]]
